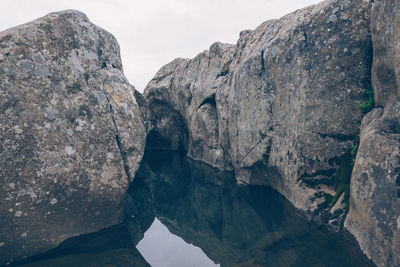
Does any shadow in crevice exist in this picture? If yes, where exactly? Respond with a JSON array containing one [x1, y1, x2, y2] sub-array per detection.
[[145, 100, 189, 154]]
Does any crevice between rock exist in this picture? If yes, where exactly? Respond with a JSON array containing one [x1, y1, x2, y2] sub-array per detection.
[[314, 132, 355, 141]]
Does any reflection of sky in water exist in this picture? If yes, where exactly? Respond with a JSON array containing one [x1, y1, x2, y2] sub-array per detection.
[[137, 218, 219, 267], [15, 152, 373, 266]]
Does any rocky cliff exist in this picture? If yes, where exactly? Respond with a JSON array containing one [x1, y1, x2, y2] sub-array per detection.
[[0, 10, 145, 264], [345, 102, 400, 267], [142, 0, 399, 266], [370, 0, 399, 107], [1, 0, 399, 266], [344, 0, 400, 266], [144, 0, 372, 226]]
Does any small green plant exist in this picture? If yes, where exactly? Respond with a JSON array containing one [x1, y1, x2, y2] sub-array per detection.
[[351, 142, 358, 156], [359, 81, 375, 114]]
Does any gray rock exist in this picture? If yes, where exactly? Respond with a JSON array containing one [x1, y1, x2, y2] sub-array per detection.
[[343, 1, 400, 265], [144, 0, 372, 222], [0, 10, 145, 264], [345, 99, 400, 267], [371, 0, 400, 107]]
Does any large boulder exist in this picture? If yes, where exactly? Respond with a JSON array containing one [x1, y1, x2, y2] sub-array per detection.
[[0, 10, 145, 264], [345, 100, 400, 267], [144, 0, 372, 222], [371, 0, 400, 107]]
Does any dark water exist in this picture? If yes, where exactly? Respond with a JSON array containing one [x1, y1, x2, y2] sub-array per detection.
[[14, 151, 374, 267]]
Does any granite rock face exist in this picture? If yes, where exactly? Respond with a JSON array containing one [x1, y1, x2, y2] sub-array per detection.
[[0, 10, 145, 264], [144, 0, 372, 221], [345, 101, 400, 267], [344, 1, 400, 266], [371, 0, 400, 107]]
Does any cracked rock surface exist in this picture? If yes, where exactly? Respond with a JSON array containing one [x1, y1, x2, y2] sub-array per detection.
[[371, 0, 400, 107], [143, 0, 372, 223], [344, 1, 400, 266], [345, 100, 400, 267], [0, 10, 145, 264]]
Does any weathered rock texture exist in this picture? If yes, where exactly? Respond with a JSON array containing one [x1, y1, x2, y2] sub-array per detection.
[[371, 0, 400, 107], [0, 10, 145, 264], [345, 100, 400, 267], [344, 1, 400, 266], [144, 0, 372, 224]]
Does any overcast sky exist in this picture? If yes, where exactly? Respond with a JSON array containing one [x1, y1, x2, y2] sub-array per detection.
[[0, 0, 321, 92]]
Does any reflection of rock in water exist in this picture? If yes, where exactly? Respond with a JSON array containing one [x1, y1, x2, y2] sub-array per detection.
[[126, 151, 375, 267], [12, 225, 149, 267]]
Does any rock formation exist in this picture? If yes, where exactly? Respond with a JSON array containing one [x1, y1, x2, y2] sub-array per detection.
[[1, 0, 399, 265], [143, 0, 400, 265], [345, 102, 400, 267], [143, 0, 372, 226], [0, 10, 145, 264], [370, 0, 399, 107], [344, 0, 400, 266]]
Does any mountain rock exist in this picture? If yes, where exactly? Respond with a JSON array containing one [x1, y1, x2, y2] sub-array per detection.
[[0, 10, 145, 264], [371, 0, 400, 107], [344, 1, 400, 266], [143, 0, 372, 223], [2, 0, 399, 265], [345, 100, 400, 267]]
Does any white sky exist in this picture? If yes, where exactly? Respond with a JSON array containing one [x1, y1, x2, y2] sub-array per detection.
[[0, 0, 321, 92]]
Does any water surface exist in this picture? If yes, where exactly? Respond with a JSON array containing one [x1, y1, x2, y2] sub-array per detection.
[[14, 151, 374, 267], [125, 151, 373, 267]]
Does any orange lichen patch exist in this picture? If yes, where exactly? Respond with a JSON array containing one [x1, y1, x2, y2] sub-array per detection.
[[10, 46, 30, 56], [104, 84, 113, 94], [111, 92, 125, 107], [104, 84, 125, 107]]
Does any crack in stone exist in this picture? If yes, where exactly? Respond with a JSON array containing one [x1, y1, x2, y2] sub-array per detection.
[[238, 134, 270, 165], [105, 98, 133, 182]]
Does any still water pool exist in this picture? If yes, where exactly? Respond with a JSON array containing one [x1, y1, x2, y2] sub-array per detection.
[[14, 152, 374, 267]]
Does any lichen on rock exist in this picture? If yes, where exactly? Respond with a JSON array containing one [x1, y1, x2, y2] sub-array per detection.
[[143, 0, 373, 226], [0, 10, 145, 264], [345, 99, 400, 267], [344, 1, 400, 266], [370, 0, 400, 107]]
